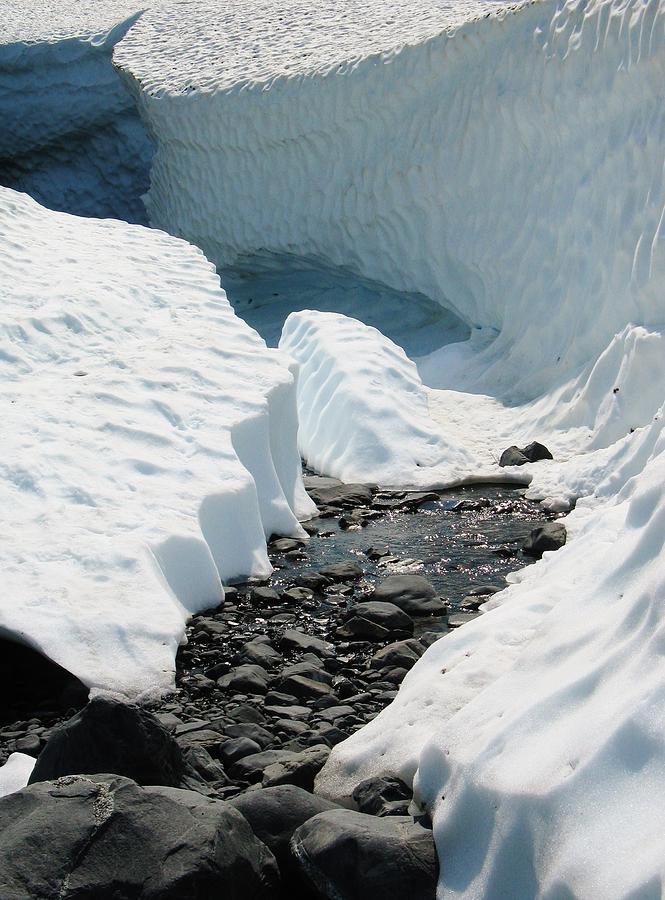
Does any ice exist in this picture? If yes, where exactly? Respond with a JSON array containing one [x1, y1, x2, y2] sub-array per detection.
[[0, 1, 157, 222], [0, 186, 313, 699], [0, 753, 36, 799]]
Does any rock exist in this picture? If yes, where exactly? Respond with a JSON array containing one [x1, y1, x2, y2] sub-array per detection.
[[269, 537, 305, 554], [318, 561, 364, 581], [372, 575, 446, 616], [295, 573, 332, 592], [523, 521, 567, 558], [29, 697, 198, 789], [229, 750, 302, 784], [230, 785, 338, 875], [236, 639, 283, 669], [365, 544, 391, 560], [14, 734, 41, 754], [343, 601, 413, 636], [498, 445, 529, 467], [278, 675, 334, 701], [291, 810, 438, 900], [279, 661, 332, 685], [218, 664, 270, 695], [305, 480, 374, 509], [219, 737, 263, 766], [281, 587, 315, 604], [352, 776, 413, 817], [182, 746, 226, 783], [252, 586, 282, 606], [221, 723, 275, 750], [335, 617, 391, 642], [227, 704, 266, 725], [370, 639, 425, 671], [0, 774, 279, 899], [261, 745, 330, 791], [499, 441, 553, 467], [280, 630, 334, 657]]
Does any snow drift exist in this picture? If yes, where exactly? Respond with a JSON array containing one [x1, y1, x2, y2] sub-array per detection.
[[0, 1, 155, 223], [0, 185, 313, 698]]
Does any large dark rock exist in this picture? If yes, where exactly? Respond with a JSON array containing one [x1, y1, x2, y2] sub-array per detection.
[[29, 697, 198, 789], [340, 601, 413, 636], [279, 630, 334, 657], [370, 639, 425, 672], [318, 561, 364, 582], [218, 664, 270, 695], [523, 521, 567, 558], [372, 575, 446, 616], [291, 810, 438, 900], [261, 745, 330, 791], [499, 441, 553, 467], [304, 478, 373, 509], [0, 774, 279, 899]]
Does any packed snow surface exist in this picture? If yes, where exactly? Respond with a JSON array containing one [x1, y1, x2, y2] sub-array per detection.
[[0, 754, 36, 799], [0, 1, 156, 222], [0, 186, 313, 698]]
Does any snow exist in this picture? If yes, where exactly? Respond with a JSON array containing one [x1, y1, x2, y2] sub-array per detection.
[[0, 753, 36, 799], [0, 186, 313, 699], [0, 1, 155, 223], [280, 310, 478, 487]]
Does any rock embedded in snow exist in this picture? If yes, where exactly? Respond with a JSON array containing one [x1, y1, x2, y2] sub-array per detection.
[[0, 774, 279, 899], [499, 441, 554, 467], [291, 810, 438, 900], [352, 775, 413, 818], [522, 521, 567, 558], [0, 186, 313, 698]]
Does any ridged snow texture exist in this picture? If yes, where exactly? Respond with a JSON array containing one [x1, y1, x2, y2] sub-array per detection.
[[280, 310, 474, 486], [116, 0, 665, 401], [0, 2, 154, 223], [0, 186, 313, 698]]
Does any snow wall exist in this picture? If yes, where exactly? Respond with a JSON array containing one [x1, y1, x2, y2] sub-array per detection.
[[115, 0, 665, 400], [0, 2, 155, 223], [0, 185, 314, 699]]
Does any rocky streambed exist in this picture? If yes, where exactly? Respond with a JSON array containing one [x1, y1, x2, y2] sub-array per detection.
[[0, 474, 564, 899]]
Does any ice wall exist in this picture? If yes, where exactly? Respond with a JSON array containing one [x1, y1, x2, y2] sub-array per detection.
[[0, 1, 155, 223], [115, 0, 665, 400], [0, 186, 314, 698]]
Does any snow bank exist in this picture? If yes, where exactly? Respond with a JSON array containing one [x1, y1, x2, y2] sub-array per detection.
[[115, 0, 664, 396], [280, 310, 476, 486], [0, 1, 156, 223], [0, 186, 313, 698], [0, 754, 35, 799]]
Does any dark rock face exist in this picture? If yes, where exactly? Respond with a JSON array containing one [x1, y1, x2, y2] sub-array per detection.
[[261, 745, 330, 791], [499, 441, 553, 467], [523, 521, 567, 558], [317, 561, 364, 582], [352, 775, 413, 817], [372, 575, 446, 616], [0, 774, 279, 899], [291, 809, 438, 900], [304, 477, 374, 509], [29, 697, 198, 789]]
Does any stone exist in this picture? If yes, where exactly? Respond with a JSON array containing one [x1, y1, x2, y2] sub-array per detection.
[[0, 774, 279, 899], [522, 441, 554, 462], [365, 544, 391, 560], [269, 537, 305, 553], [370, 639, 425, 672], [499, 441, 553, 467], [278, 675, 334, 701], [236, 639, 283, 669], [352, 776, 413, 817], [523, 521, 567, 558], [218, 665, 270, 695], [372, 575, 446, 616], [220, 723, 274, 750], [318, 560, 364, 581], [182, 746, 227, 784], [227, 704, 266, 725], [219, 737, 263, 766], [279, 661, 332, 685], [335, 617, 391, 642], [252, 586, 282, 606], [280, 586, 315, 604], [291, 810, 438, 900], [229, 785, 338, 874], [229, 749, 302, 784], [29, 697, 199, 789], [261, 745, 330, 791], [343, 601, 413, 635], [498, 445, 529, 467], [279, 630, 334, 657], [305, 479, 374, 509]]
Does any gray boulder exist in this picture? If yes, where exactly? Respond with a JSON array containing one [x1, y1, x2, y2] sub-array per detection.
[[370, 639, 425, 671], [523, 521, 567, 558], [261, 745, 330, 791], [372, 575, 446, 616], [0, 774, 279, 899], [352, 775, 413, 817], [291, 809, 437, 900]]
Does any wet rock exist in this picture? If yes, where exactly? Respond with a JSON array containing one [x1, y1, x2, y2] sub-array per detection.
[[269, 537, 306, 554], [370, 639, 425, 672], [236, 638, 283, 669], [261, 745, 330, 791], [29, 697, 199, 789], [252, 586, 282, 606], [523, 521, 567, 558], [0, 774, 279, 899], [342, 601, 413, 636], [365, 544, 391, 560], [227, 704, 266, 725], [352, 775, 413, 817], [294, 573, 332, 592], [279, 661, 332, 685], [335, 617, 391, 642], [229, 749, 303, 784], [279, 630, 334, 657], [372, 575, 446, 616], [281, 587, 315, 604], [305, 479, 374, 509], [318, 561, 364, 582], [218, 665, 270, 695], [278, 675, 334, 702], [291, 810, 438, 900]]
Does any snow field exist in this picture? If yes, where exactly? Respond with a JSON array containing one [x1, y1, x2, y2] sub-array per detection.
[[0, 1, 156, 222], [0, 186, 313, 698]]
